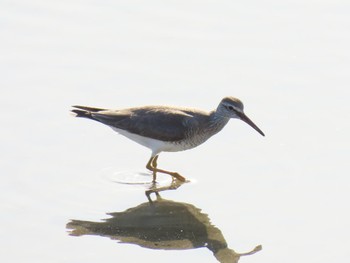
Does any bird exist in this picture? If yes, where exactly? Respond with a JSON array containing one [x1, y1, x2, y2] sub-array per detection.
[[71, 96, 264, 182]]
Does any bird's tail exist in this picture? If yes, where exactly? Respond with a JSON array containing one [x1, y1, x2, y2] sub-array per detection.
[[71, 109, 92, 118], [71, 105, 106, 119]]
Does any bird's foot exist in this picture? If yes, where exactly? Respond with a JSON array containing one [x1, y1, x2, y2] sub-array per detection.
[[170, 172, 186, 182]]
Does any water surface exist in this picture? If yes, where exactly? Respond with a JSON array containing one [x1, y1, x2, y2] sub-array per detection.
[[1, 1, 349, 263]]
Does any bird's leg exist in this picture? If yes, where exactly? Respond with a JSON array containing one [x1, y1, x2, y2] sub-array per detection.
[[151, 155, 159, 168], [151, 155, 159, 182], [146, 155, 186, 182], [146, 156, 158, 182], [145, 180, 185, 203]]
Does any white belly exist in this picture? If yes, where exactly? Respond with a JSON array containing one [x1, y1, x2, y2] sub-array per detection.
[[111, 127, 189, 155]]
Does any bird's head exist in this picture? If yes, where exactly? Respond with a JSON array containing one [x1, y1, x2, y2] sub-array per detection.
[[217, 96, 265, 136]]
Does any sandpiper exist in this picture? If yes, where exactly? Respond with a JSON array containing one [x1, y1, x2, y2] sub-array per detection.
[[71, 96, 264, 182]]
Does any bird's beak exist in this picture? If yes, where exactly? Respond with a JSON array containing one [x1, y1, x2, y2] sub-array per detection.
[[238, 112, 265, 136]]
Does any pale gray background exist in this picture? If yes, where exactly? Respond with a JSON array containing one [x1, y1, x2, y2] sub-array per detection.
[[1, 1, 349, 262]]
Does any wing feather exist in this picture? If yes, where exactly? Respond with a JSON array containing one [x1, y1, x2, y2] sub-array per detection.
[[91, 107, 202, 141]]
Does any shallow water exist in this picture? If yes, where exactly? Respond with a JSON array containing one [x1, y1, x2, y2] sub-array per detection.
[[1, 1, 350, 263]]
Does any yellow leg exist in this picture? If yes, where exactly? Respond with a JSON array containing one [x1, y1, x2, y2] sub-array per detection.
[[151, 155, 158, 182], [146, 155, 186, 182]]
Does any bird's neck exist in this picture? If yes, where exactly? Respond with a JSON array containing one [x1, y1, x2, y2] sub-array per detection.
[[208, 110, 230, 135]]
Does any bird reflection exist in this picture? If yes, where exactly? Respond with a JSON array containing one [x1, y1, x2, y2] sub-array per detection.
[[67, 180, 261, 263]]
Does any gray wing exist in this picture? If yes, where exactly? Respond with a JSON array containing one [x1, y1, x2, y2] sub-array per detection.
[[90, 107, 203, 142]]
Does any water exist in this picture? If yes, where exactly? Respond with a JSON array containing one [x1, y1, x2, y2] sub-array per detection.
[[1, 1, 349, 262]]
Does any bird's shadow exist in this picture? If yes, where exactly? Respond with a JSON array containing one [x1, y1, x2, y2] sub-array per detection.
[[66, 180, 261, 263]]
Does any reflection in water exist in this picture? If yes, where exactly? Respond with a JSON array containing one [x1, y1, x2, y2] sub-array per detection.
[[67, 180, 261, 263]]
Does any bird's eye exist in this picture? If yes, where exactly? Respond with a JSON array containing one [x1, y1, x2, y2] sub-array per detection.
[[228, 106, 234, 110]]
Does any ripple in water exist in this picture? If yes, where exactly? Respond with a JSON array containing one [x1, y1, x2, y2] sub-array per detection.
[[99, 167, 172, 187]]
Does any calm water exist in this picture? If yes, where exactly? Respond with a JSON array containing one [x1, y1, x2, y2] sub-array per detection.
[[1, 1, 349, 263]]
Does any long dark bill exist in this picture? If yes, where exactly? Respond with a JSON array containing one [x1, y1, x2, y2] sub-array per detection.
[[238, 112, 265, 136]]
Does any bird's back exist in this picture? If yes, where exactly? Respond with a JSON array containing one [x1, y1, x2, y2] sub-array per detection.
[[72, 105, 211, 142]]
